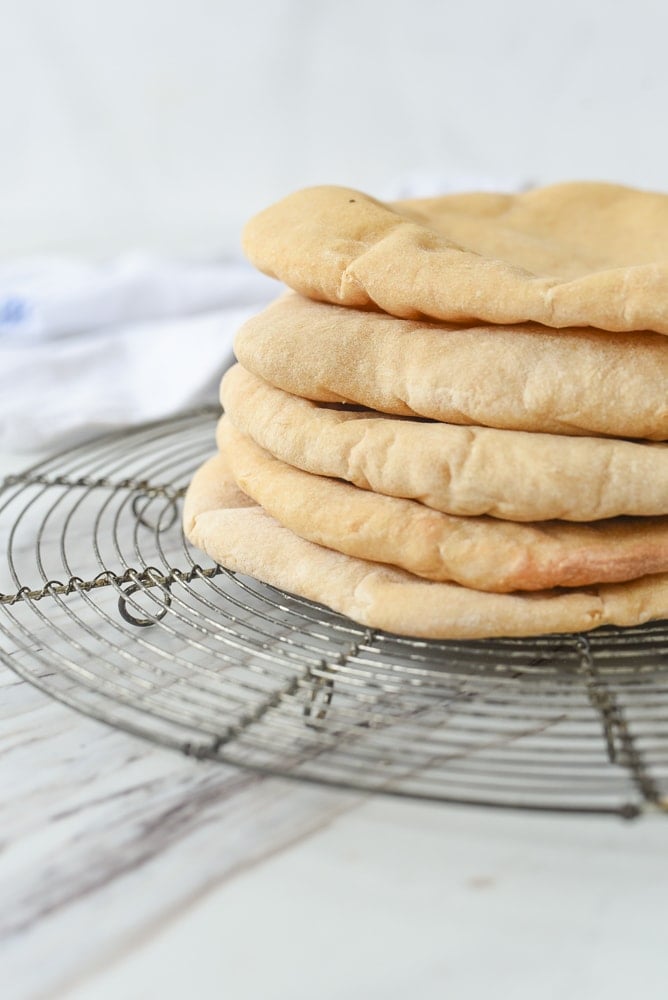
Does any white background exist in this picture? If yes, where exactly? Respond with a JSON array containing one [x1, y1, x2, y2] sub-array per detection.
[[2, 0, 667, 258]]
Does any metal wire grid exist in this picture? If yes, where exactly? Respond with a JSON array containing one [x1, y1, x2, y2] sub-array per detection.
[[1, 408, 668, 819]]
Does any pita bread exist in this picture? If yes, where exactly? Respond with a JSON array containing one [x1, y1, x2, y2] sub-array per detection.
[[221, 365, 668, 522], [183, 453, 668, 640], [218, 417, 668, 592], [234, 294, 668, 440], [243, 182, 668, 334]]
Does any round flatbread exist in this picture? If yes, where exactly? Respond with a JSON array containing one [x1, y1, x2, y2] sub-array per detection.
[[183, 453, 668, 640], [218, 417, 668, 592], [221, 365, 668, 522], [243, 182, 668, 334], [233, 294, 668, 440]]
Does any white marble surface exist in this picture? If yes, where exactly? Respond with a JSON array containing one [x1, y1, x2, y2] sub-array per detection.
[[2, 448, 668, 1000]]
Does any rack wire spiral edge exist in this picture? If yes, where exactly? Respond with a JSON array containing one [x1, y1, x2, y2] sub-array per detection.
[[1, 407, 668, 819]]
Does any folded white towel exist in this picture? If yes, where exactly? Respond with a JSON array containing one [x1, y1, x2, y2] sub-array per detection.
[[0, 255, 280, 451]]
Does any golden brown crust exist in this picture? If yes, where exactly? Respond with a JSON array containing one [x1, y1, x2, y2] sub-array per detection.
[[221, 365, 668, 521], [243, 182, 668, 333], [218, 417, 668, 592], [233, 294, 668, 440], [183, 453, 668, 640]]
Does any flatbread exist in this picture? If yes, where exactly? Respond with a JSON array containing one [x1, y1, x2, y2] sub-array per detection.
[[183, 453, 668, 639], [221, 365, 668, 522], [234, 293, 668, 440], [243, 182, 668, 334], [218, 417, 668, 592]]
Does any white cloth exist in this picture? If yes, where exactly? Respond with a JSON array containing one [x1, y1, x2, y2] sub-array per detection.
[[0, 255, 280, 451]]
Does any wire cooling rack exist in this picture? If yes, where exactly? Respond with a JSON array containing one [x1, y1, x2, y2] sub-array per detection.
[[1, 407, 668, 819]]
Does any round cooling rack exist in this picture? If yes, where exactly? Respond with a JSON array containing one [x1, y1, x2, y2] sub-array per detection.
[[1, 407, 668, 820]]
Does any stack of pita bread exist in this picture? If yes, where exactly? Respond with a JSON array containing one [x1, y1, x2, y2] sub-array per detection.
[[184, 182, 668, 639]]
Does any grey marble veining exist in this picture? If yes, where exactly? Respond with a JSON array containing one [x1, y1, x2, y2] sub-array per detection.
[[0, 665, 362, 999]]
